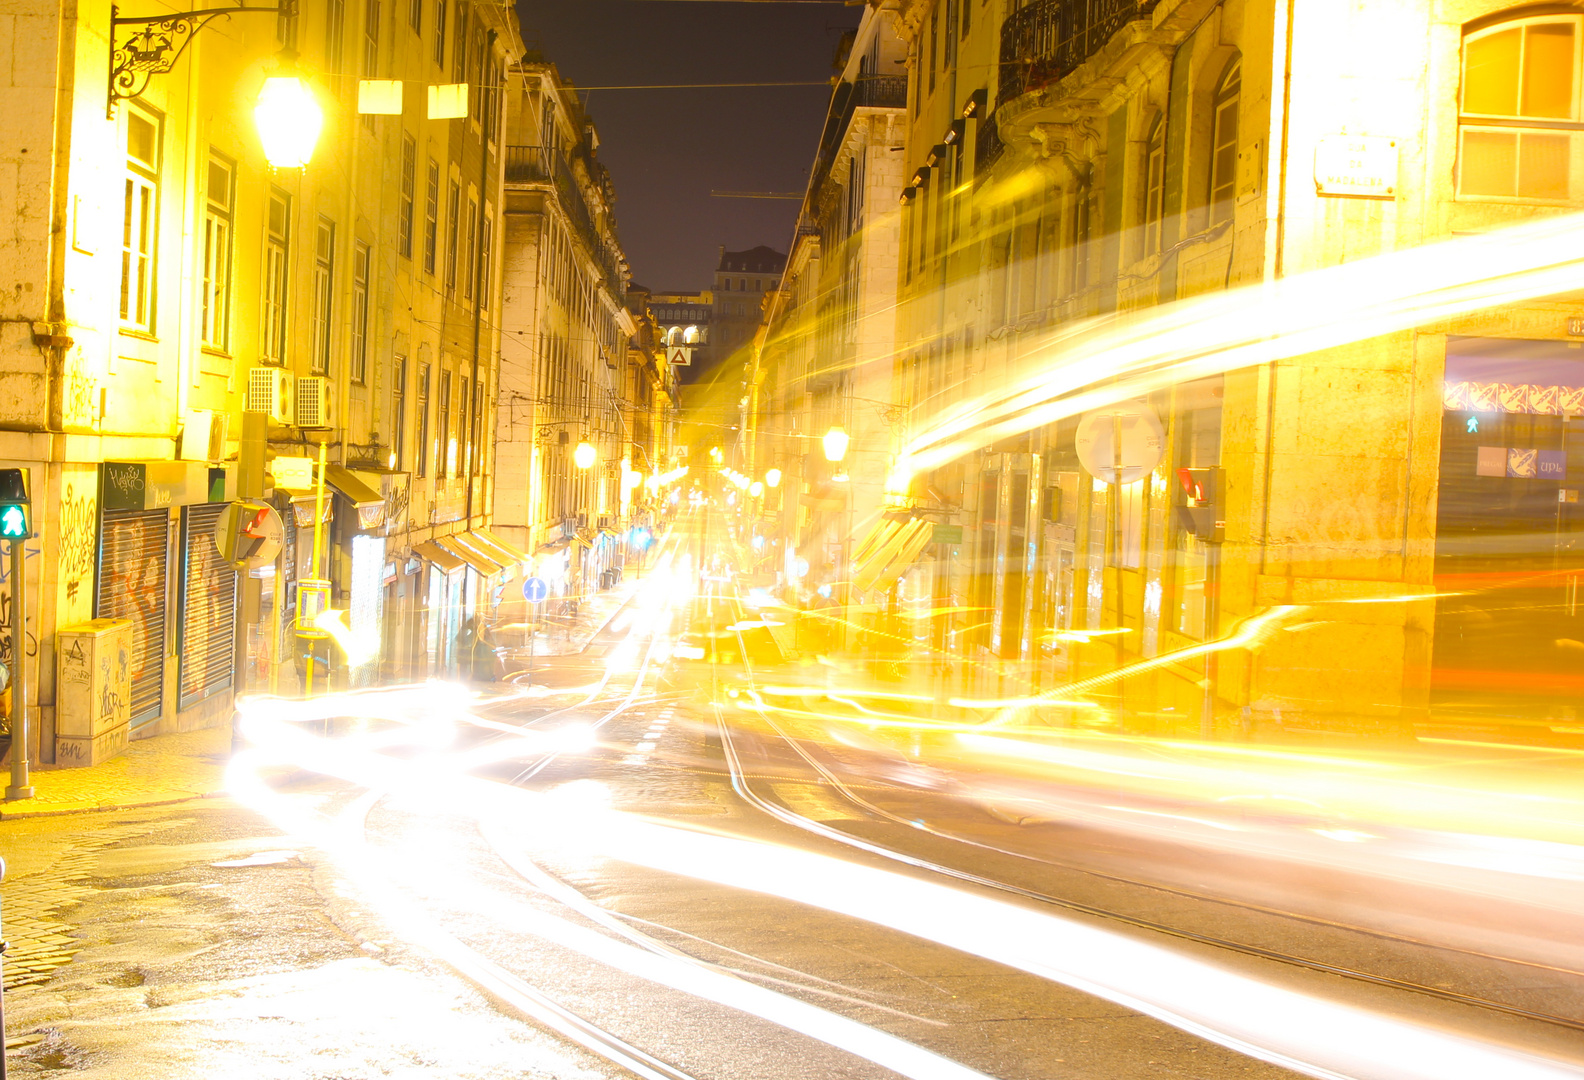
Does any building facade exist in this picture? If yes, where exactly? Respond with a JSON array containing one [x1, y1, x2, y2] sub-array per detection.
[[0, 0, 527, 765], [493, 61, 669, 600], [750, 0, 1584, 737]]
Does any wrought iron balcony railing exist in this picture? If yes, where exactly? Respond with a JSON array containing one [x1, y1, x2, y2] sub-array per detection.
[[852, 74, 907, 110], [997, 0, 1159, 107], [504, 144, 553, 184]]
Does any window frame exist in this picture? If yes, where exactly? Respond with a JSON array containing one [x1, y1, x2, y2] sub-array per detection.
[[200, 153, 233, 351], [1207, 57, 1241, 225], [1143, 114, 1165, 256], [262, 188, 291, 365], [120, 108, 160, 334], [1456, 13, 1583, 203], [398, 134, 416, 259], [416, 361, 431, 478], [445, 178, 461, 291], [351, 240, 370, 385], [392, 354, 407, 469], [424, 158, 440, 274], [311, 217, 335, 376]]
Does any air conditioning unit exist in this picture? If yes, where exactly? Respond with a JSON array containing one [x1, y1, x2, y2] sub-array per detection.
[[295, 375, 330, 428], [247, 367, 294, 424]]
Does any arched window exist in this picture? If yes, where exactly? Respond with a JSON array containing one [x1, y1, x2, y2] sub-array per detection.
[[683, 325, 699, 344], [664, 326, 681, 346], [722, 279, 732, 290], [1459, 14, 1579, 201], [1144, 113, 1166, 253], [1208, 58, 1241, 224]]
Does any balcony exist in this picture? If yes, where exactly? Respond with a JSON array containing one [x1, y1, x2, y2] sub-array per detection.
[[504, 144, 552, 184], [997, 0, 1159, 107], [852, 74, 907, 110], [505, 145, 625, 296]]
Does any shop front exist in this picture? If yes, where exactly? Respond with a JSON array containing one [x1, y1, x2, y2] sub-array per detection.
[[96, 461, 235, 735]]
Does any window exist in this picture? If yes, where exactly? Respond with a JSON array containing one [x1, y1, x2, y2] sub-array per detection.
[[459, 374, 471, 474], [1143, 114, 1165, 254], [929, 7, 938, 93], [200, 155, 232, 350], [416, 362, 430, 477], [1208, 58, 1240, 224], [479, 206, 492, 309], [424, 158, 439, 274], [445, 179, 461, 290], [472, 378, 483, 474], [438, 368, 453, 476], [1459, 15, 1581, 201], [408, 0, 420, 33], [351, 241, 370, 384], [398, 134, 416, 258], [451, 2, 467, 84], [311, 218, 334, 375], [470, 30, 484, 122], [262, 190, 290, 364], [463, 196, 478, 300], [392, 355, 407, 469], [121, 110, 159, 332], [363, 0, 380, 75], [326, 0, 344, 75], [722, 279, 731, 291], [433, 0, 446, 66]]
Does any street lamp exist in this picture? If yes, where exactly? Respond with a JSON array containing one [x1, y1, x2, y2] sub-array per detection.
[[254, 67, 324, 168], [749, 481, 764, 498], [823, 426, 849, 463], [764, 468, 781, 488], [574, 440, 597, 470]]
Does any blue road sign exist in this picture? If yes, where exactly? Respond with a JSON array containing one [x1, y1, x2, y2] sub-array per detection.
[[522, 576, 549, 603]]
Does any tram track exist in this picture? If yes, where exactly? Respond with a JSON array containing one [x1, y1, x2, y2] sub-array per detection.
[[713, 594, 1584, 1039]]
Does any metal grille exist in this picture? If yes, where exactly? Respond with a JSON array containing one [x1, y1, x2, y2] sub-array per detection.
[[96, 508, 169, 725], [178, 503, 237, 710]]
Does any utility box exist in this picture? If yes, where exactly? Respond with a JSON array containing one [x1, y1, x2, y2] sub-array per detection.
[[56, 618, 133, 767]]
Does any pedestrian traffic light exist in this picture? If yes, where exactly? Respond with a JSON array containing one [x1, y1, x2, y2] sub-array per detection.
[[214, 499, 282, 570], [1174, 467, 1224, 543], [0, 468, 31, 540]]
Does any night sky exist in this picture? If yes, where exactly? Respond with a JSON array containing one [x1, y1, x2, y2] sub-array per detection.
[[513, 0, 859, 290]]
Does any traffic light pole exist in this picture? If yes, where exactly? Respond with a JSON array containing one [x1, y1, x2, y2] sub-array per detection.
[[6, 536, 32, 801]]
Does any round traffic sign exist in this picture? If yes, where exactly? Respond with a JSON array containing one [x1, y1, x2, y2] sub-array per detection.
[[522, 576, 549, 603], [1074, 402, 1166, 485]]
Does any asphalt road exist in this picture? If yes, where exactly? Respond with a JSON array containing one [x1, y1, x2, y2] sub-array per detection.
[[4, 511, 1582, 1079]]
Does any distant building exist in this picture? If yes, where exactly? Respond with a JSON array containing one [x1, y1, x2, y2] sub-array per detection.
[[649, 290, 714, 374], [712, 246, 786, 367]]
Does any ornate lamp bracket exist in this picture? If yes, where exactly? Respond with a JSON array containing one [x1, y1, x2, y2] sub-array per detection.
[[107, 0, 294, 118]]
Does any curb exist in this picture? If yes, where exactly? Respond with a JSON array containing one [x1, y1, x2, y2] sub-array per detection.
[[0, 787, 232, 822]]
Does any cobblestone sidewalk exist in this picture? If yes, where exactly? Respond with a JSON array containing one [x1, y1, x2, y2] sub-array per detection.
[[1, 725, 231, 822]]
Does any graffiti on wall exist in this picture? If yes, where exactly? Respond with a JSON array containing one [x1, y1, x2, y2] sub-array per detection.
[[60, 481, 97, 608]]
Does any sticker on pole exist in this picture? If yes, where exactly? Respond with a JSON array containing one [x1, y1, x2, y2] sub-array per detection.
[[522, 576, 549, 603], [1074, 403, 1166, 485]]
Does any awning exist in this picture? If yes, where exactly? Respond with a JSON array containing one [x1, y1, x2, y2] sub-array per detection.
[[326, 464, 386, 530], [474, 528, 533, 571], [850, 519, 900, 573], [536, 538, 571, 555], [854, 518, 933, 594], [413, 539, 466, 575], [871, 520, 937, 593], [434, 534, 506, 577], [573, 528, 596, 548]]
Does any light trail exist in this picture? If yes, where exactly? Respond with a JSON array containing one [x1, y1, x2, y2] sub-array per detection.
[[232, 679, 1584, 1080], [894, 210, 1584, 484]]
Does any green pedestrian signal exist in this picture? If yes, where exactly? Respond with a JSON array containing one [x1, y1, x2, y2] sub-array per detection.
[[0, 505, 27, 539], [0, 468, 30, 540]]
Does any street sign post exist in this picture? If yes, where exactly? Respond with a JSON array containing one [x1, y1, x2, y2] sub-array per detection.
[[521, 577, 548, 687]]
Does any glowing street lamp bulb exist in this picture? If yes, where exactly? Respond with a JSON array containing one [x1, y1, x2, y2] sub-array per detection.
[[749, 481, 765, 497], [823, 425, 849, 463], [764, 468, 781, 488], [574, 441, 597, 469], [709, 446, 723, 462], [254, 75, 323, 168]]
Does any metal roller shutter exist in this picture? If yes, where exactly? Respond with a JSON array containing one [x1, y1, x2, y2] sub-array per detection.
[[97, 508, 169, 725], [178, 503, 237, 709]]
